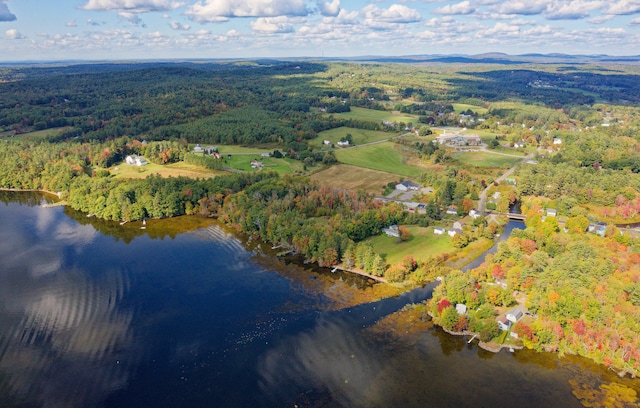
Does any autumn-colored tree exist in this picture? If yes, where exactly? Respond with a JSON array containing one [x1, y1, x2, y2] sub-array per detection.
[[398, 225, 411, 241]]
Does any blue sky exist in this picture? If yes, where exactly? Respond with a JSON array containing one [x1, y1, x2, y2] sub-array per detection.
[[1, 0, 639, 61]]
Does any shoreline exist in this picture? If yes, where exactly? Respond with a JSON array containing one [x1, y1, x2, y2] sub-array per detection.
[[0, 187, 62, 198]]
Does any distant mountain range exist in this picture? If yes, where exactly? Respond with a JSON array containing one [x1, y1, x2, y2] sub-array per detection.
[[330, 52, 640, 64], [3, 53, 640, 67]]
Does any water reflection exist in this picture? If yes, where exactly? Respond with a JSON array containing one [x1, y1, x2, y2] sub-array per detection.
[[0, 202, 136, 408]]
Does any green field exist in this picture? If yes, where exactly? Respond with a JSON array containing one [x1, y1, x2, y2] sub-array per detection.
[[334, 141, 424, 177], [453, 103, 488, 115], [368, 226, 454, 265], [224, 155, 304, 175], [337, 107, 418, 124], [312, 127, 395, 148], [215, 145, 274, 154], [13, 127, 71, 139], [453, 151, 519, 168]]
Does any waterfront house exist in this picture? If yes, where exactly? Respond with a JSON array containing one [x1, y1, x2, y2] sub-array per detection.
[[497, 315, 512, 331], [433, 227, 445, 235], [506, 307, 525, 324]]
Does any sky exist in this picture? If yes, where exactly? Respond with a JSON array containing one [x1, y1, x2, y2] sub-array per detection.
[[1, 0, 640, 61]]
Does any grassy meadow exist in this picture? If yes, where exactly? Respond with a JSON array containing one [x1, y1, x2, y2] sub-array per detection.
[[12, 127, 71, 140], [310, 164, 400, 194], [337, 107, 418, 124], [111, 162, 220, 179], [334, 141, 425, 177], [453, 151, 520, 168], [368, 226, 454, 265], [453, 103, 489, 115], [312, 127, 395, 148]]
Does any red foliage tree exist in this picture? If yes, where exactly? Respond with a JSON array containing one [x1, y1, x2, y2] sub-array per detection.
[[437, 298, 452, 313]]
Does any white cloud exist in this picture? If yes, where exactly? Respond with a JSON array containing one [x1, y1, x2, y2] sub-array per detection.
[[318, 0, 340, 17], [251, 16, 299, 33], [360, 4, 421, 23], [82, 0, 185, 13], [545, 1, 602, 20], [434, 1, 476, 15], [119, 12, 145, 26], [603, 0, 640, 15], [66, 19, 78, 27], [5, 28, 24, 39], [0, 1, 16, 22], [589, 15, 614, 24], [496, 0, 550, 15], [324, 8, 359, 25], [170, 20, 191, 30], [631, 16, 640, 24], [186, 0, 308, 23], [87, 18, 104, 26]]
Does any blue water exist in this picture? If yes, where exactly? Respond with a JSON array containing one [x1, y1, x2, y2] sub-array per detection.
[[0, 193, 635, 407]]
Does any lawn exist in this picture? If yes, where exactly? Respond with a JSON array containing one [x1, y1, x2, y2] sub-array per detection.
[[224, 154, 305, 175], [336, 107, 418, 124], [368, 226, 455, 265], [334, 142, 425, 177], [312, 127, 395, 148], [310, 164, 400, 194], [453, 151, 520, 168]]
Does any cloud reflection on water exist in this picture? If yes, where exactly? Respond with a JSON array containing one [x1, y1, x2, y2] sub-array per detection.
[[0, 205, 136, 407]]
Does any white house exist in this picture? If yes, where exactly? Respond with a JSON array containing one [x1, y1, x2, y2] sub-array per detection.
[[497, 315, 512, 331], [323, 140, 332, 145], [383, 225, 400, 237], [553, 138, 562, 145], [337, 140, 350, 146], [433, 227, 445, 235], [261, 152, 271, 158], [447, 228, 462, 237], [469, 209, 481, 219], [546, 208, 557, 217], [506, 307, 525, 324], [455, 304, 467, 316], [395, 180, 421, 191], [445, 208, 458, 215], [453, 220, 466, 230], [193, 144, 204, 153], [125, 155, 148, 166]]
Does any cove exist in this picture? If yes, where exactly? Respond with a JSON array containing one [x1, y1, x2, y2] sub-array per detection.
[[0, 192, 637, 407]]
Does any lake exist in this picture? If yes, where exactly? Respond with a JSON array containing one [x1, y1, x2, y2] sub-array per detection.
[[0, 192, 637, 407]]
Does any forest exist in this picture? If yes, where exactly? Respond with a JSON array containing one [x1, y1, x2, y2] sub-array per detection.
[[2, 59, 640, 379]]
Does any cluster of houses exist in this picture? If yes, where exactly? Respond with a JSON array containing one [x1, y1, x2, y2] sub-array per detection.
[[435, 133, 482, 147]]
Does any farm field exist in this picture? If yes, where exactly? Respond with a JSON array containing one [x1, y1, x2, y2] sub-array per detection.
[[111, 162, 220, 179], [368, 226, 454, 265], [453, 151, 520, 168], [334, 141, 425, 177], [337, 107, 418, 124], [312, 127, 395, 148], [310, 164, 399, 194]]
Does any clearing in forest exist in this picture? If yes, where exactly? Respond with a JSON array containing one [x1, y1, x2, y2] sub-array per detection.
[[311, 164, 399, 194], [334, 141, 425, 177]]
